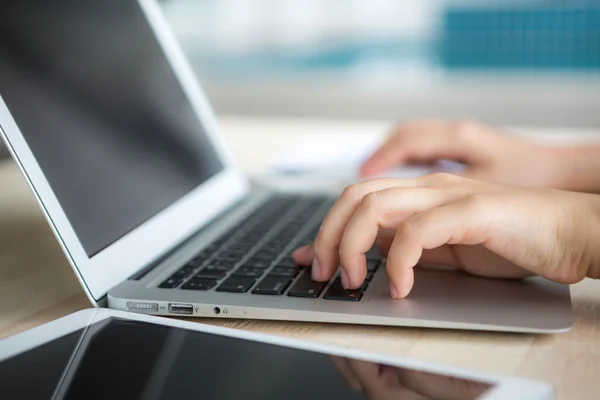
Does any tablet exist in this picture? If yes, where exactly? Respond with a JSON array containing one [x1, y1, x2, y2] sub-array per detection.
[[0, 309, 552, 400]]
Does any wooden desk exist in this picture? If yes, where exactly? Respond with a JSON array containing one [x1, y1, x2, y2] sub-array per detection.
[[1, 116, 600, 399]]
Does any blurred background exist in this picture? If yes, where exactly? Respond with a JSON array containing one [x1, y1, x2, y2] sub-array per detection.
[[160, 0, 600, 127], [1, 0, 600, 160]]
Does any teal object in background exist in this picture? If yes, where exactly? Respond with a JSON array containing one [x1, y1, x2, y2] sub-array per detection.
[[172, 1, 600, 80], [439, 4, 600, 70]]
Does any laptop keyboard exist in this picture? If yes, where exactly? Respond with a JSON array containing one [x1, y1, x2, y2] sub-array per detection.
[[158, 195, 382, 302]]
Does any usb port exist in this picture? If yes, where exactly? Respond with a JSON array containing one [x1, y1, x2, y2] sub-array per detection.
[[168, 303, 193, 315]]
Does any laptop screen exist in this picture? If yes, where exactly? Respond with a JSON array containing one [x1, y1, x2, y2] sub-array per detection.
[[0, 0, 224, 257]]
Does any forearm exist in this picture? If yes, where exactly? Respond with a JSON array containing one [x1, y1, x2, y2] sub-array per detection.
[[547, 145, 600, 193]]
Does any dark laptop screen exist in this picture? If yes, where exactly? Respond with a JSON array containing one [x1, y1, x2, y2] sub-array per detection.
[[0, 0, 224, 256]]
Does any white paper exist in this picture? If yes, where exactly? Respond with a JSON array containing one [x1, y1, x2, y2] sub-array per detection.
[[267, 133, 465, 186], [269, 133, 384, 174]]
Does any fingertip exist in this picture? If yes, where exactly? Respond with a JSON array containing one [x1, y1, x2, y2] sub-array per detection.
[[358, 163, 372, 178], [312, 257, 333, 282], [340, 269, 350, 289], [359, 160, 381, 178], [292, 245, 314, 265], [390, 283, 400, 299], [390, 272, 414, 299], [312, 245, 340, 282]]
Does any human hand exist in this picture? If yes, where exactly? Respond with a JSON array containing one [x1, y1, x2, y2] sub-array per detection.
[[293, 174, 600, 298], [359, 120, 561, 188], [331, 356, 490, 400]]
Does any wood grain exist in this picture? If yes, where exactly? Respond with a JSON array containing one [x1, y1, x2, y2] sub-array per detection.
[[1, 117, 600, 399]]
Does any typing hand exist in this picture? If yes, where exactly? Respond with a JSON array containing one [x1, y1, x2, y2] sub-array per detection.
[[331, 356, 490, 400], [293, 174, 600, 299], [359, 120, 561, 189]]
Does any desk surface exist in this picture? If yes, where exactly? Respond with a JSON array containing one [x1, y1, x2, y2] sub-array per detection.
[[1, 116, 599, 399]]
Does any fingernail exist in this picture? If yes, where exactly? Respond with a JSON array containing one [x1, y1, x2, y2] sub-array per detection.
[[341, 270, 350, 289], [390, 283, 399, 299], [312, 258, 322, 279]]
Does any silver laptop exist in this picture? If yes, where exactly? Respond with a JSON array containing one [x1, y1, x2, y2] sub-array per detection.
[[0, 0, 573, 333]]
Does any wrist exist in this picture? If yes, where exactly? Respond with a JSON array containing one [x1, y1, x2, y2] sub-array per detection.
[[584, 196, 600, 280], [543, 146, 600, 193]]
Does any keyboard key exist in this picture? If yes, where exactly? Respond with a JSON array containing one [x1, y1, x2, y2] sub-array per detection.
[[194, 269, 227, 279], [181, 278, 218, 291], [199, 244, 218, 254], [171, 266, 195, 279], [217, 256, 241, 265], [276, 257, 301, 268], [264, 242, 287, 250], [204, 264, 235, 272], [366, 247, 382, 261], [252, 276, 292, 295], [247, 252, 273, 261], [241, 259, 272, 269], [269, 267, 299, 278], [366, 260, 380, 272], [256, 252, 280, 261], [159, 277, 183, 289], [236, 266, 264, 273], [297, 238, 313, 247], [223, 257, 244, 265], [232, 268, 265, 278], [187, 257, 205, 268], [287, 272, 327, 298], [365, 271, 375, 281], [217, 277, 256, 293], [323, 279, 367, 302]]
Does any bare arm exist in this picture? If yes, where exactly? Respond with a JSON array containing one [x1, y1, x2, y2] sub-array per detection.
[[549, 145, 600, 193]]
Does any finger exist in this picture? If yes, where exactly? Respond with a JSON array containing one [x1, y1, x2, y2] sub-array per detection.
[[330, 356, 362, 391], [338, 187, 468, 288], [344, 359, 387, 399], [418, 246, 460, 268], [313, 178, 424, 281], [397, 369, 491, 400], [455, 167, 496, 184], [360, 123, 468, 177], [346, 359, 411, 400], [292, 245, 313, 266], [386, 196, 493, 298]]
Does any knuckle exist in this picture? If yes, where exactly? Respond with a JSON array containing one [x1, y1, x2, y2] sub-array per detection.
[[428, 172, 461, 185], [340, 184, 363, 202], [360, 191, 381, 213], [396, 219, 418, 241], [463, 193, 487, 212], [453, 120, 480, 141]]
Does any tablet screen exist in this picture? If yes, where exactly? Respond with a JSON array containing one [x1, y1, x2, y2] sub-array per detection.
[[0, 318, 493, 400]]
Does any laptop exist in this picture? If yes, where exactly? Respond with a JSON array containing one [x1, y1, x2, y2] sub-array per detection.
[[0, 0, 573, 333]]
